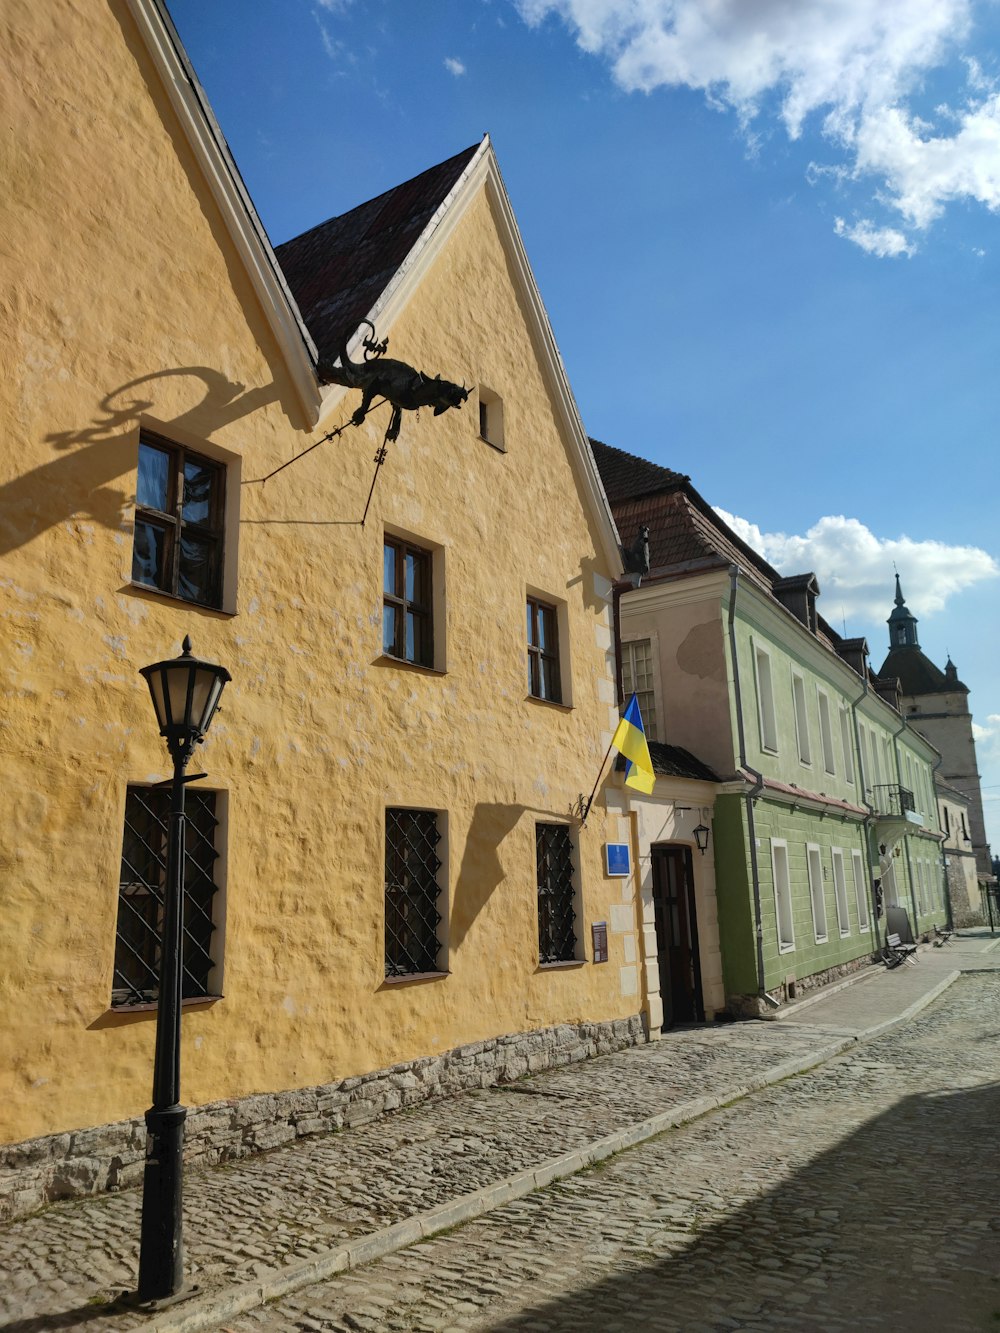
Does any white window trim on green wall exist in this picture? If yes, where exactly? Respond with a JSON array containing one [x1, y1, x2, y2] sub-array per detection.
[[792, 670, 811, 767], [771, 838, 795, 951], [851, 849, 871, 931], [806, 842, 828, 942], [754, 643, 778, 754], [817, 688, 836, 777], [831, 848, 851, 936], [840, 706, 855, 785]]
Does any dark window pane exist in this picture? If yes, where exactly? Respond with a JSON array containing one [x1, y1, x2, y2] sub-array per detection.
[[405, 551, 417, 603], [526, 602, 535, 644], [178, 532, 219, 605], [182, 458, 217, 526], [383, 543, 396, 595], [540, 657, 555, 701], [137, 443, 170, 512], [132, 519, 168, 589], [405, 610, 415, 661]]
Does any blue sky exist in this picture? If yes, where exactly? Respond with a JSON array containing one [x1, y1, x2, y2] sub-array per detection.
[[168, 0, 1000, 849]]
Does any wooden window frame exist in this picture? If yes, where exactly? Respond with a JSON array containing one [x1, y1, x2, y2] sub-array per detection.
[[383, 536, 434, 668], [771, 839, 795, 951], [132, 432, 226, 609], [527, 596, 562, 703]]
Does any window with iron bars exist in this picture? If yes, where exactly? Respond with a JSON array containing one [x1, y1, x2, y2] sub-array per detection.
[[112, 786, 221, 1007], [536, 822, 577, 963], [384, 808, 443, 977]]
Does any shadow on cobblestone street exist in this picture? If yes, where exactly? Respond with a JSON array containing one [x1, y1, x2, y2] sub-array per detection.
[[488, 1079, 1000, 1332]]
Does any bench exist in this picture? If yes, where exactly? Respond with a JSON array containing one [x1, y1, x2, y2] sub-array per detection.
[[883, 931, 918, 968]]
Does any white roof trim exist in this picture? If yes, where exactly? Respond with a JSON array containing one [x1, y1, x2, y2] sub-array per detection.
[[317, 136, 624, 577], [126, 0, 321, 424]]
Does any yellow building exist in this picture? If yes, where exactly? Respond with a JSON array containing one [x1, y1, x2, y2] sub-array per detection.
[[0, 0, 644, 1219]]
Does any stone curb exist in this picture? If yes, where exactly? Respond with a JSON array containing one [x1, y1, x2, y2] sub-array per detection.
[[139, 969, 965, 1333]]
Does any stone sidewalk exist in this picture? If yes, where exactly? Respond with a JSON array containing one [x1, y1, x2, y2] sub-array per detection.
[[2, 931, 997, 1333]]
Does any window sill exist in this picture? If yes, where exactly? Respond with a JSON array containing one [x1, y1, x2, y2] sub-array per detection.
[[106, 994, 222, 1016], [525, 693, 573, 713], [537, 959, 587, 971], [814, 935, 829, 945], [478, 434, 507, 454], [125, 581, 235, 617], [779, 942, 796, 954], [381, 971, 449, 986], [377, 654, 445, 677]]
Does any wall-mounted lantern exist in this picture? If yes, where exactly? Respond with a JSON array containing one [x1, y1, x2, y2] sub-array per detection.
[[693, 823, 710, 855]]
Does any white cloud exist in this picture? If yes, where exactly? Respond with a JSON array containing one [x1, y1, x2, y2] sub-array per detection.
[[712, 509, 999, 623], [515, 0, 1000, 246], [834, 216, 915, 257], [444, 56, 467, 76]]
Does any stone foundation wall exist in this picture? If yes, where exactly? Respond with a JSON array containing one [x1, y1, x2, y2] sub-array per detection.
[[0, 1014, 646, 1224], [946, 860, 985, 929], [729, 951, 878, 1019]]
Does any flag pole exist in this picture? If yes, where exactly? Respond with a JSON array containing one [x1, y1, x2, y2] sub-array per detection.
[[579, 732, 619, 828]]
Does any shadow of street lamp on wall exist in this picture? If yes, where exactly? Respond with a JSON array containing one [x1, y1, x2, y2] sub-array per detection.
[[126, 636, 230, 1309]]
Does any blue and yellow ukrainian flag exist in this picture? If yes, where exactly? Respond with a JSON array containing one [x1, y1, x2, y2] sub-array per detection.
[[612, 693, 656, 794]]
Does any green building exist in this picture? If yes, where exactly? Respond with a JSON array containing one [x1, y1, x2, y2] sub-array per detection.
[[593, 440, 946, 1019]]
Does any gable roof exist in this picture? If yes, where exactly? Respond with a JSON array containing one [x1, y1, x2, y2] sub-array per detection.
[[276, 145, 481, 371], [277, 137, 623, 573], [129, 0, 321, 421], [589, 438, 687, 504]]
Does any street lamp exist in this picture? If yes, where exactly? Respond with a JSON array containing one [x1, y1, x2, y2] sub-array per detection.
[[693, 823, 710, 855], [133, 636, 230, 1306]]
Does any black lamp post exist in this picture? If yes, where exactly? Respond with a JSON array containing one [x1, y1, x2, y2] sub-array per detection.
[[133, 636, 230, 1306]]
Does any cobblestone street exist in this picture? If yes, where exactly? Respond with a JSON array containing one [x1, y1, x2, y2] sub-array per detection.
[[1, 940, 997, 1332], [228, 971, 1000, 1333]]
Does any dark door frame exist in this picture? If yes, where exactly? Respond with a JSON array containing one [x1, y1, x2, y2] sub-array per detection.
[[650, 842, 705, 1027]]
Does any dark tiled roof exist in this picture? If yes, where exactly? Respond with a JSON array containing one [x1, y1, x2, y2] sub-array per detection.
[[648, 742, 720, 783], [275, 143, 481, 369], [589, 438, 687, 503], [611, 489, 776, 595], [877, 647, 966, 695]]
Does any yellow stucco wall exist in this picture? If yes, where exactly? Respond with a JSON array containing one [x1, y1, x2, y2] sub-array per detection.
[[0, 0, 632, 1145]]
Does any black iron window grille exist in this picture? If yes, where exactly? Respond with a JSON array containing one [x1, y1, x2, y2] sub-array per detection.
[[385, 808, 443, 976], [527, 597, 561, 702], [132, 433, 226, 609], [112, 786, 221, 1007], [383, 537, 433, 667], [536, 822, 577, 963]]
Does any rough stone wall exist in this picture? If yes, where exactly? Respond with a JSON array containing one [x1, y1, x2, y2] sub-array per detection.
[[946, 857, 984, 928], [0, 1015, 646, 1223]]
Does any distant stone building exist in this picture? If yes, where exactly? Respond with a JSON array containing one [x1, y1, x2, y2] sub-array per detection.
[[877, 577, 994, 910], [936, 779, 982, 928]]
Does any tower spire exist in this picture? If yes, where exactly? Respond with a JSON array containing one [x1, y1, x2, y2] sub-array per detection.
[[887, 574, 919, 650]]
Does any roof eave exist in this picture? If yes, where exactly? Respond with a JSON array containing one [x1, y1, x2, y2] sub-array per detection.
[[128, 0, 322, 424]]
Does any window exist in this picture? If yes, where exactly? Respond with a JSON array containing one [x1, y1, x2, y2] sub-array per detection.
[[621, 639, 659, 741], [831, 849, 850, 936], [851, 850, 871, 931], [477, 387, 505, 450], [807, 843, 828, 942], [944, 805, 951, 837], [527, 597, 562, 703], [792, 672, 811, 766], [536, 823, 577, 963], [915, 860, 926, 915], [771, 840, 794, 949], [839, 707, 855, 784], [384, 808, 443, 976], [754, 646, 778, 752], [113, 785, 222, 1007], [817, 689, 836, 776], [859, 725, 871, 795], [383, 537, 433, 667], [132, 433, 226, 608]]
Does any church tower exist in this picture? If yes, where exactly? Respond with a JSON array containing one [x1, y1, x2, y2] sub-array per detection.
[[878, 577, 993, 899]]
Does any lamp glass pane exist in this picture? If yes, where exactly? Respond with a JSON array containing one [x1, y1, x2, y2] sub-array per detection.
[[165, 663, 196, 730]]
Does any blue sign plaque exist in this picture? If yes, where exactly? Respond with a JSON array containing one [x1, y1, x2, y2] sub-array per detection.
[[605, 842, 631, 877]]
